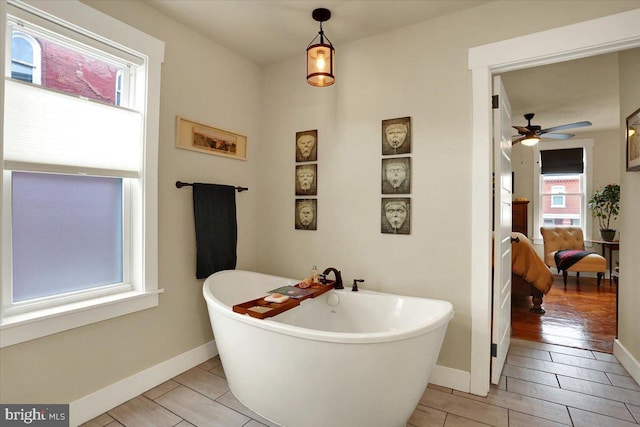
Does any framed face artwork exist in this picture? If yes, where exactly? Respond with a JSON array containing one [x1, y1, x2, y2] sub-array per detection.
[[381, 157, 411, 194], [295, 199, 317, 230], [382, 117, 411, 155], [295, 164, 317, 196], [295, 129, 318, 162], [381, 198, 410, 235]]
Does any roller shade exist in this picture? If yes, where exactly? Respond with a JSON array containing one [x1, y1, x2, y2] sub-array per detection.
[[540, 148, 584, 175], [3, 79, 141, 176]]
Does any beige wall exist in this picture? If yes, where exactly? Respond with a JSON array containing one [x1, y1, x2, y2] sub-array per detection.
[[257, 1, 640, 372], [0, 0, 261, 403], [1, 0, 639, 405], [618, 48, 640, 362]]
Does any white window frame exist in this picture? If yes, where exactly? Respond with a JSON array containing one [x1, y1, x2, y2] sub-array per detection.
[[0, 0, 164, 348], [532, 138, 594, 245], [115, 68, 123, 106]]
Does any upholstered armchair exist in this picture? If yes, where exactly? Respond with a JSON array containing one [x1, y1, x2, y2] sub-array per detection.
[[540, 226, 606, 288]]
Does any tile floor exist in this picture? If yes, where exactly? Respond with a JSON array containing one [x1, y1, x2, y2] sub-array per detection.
[[82, 338, 640, 427]]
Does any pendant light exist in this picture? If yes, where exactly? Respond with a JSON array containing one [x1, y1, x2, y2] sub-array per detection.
[[306, 8, 335, 87]]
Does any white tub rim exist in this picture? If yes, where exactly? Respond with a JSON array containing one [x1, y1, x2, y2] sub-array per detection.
[[203, 270, 454, 344]]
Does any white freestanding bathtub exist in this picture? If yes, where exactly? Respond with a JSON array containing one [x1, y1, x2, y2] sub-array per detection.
[[203, 270, 453, 427]]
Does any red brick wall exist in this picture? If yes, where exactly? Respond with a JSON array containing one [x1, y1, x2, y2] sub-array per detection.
[[542, 177, 581, 216], [38, 38, 118, 105]]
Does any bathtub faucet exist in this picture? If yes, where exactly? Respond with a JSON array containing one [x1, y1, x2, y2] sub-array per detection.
[[322, 267, 344, 289]]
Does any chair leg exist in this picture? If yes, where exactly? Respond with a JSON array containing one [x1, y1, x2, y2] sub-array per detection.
[[597, 272, 603, 287], [576, 271, 580, 284], [563, 271, 568, 288]]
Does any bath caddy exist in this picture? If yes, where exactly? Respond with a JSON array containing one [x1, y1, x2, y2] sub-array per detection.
[[233, 281, 335, 319]]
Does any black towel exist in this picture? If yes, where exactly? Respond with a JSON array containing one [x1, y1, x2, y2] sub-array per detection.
[[192, 183, 237, 279]]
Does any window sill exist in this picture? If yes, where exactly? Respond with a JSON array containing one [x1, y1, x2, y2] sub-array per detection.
[[0, 289, 164, 348]]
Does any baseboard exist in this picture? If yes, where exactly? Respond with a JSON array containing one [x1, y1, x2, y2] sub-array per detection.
[[613, 339, 640, 386], [429, 364, 471, 393], [69, 340, 218, 426]]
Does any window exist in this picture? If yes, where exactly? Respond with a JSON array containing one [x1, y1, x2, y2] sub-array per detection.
[[532, 140, 594, 243], [550, 185, 566, 208], [1, 1, 164, 347], [11, 172, 124, 303], [10, 30, 40, 84], [542, 176, 581, 224], [115, 69, 123, 106]]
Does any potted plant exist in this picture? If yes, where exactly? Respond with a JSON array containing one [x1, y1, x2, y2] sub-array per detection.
[[588, 183, 620, 241]]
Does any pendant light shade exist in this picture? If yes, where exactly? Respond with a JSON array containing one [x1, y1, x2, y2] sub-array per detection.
[[307, 8, 335, 87]]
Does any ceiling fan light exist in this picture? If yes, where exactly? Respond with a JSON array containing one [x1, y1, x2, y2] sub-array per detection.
[[521, 135, 540, 146]]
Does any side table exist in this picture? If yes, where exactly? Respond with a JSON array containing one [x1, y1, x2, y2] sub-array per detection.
[[588, 239, 619, 283]]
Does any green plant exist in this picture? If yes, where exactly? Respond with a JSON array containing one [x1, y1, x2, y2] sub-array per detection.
[[588, 184, 620, 230]]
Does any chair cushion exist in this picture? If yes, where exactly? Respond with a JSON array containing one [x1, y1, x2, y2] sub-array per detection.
[[545, 251, 606, 272]]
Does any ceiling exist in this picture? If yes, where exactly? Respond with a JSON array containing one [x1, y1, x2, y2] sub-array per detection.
[[143, 0, 621, 135], [143, 0, 490, 66], [501, 52, 621, 136]]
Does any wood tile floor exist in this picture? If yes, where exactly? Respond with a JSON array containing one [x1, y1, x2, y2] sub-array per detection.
[[512, 274, 617, 353], [82, 339, 640, 427]]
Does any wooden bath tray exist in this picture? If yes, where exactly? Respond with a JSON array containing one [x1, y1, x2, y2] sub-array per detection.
[[233, 281, 335, 319]]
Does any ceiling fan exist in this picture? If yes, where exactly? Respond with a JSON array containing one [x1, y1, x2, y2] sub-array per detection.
[[512, 113, 592, 146]]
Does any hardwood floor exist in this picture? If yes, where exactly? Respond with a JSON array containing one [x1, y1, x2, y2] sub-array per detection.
[[511, 274, 617, 353]]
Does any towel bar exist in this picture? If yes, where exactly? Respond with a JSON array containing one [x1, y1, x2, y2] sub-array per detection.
[[175, 181, 248, 192]]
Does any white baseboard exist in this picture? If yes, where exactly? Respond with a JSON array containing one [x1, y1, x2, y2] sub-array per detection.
[[429, 364, 471, 393], [613, 339, 640, 386], [69, 340, 218, 426]]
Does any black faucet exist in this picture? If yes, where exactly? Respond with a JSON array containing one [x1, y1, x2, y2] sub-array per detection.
[[352, 279, 364, 292], [322, 267, 343, 289]]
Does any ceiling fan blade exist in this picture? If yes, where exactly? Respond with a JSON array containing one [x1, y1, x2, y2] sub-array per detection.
[[540, 121, 592, 133], [512, 136, 526, 145], [542, 133, 574, 140], [512, 125, 530, 134]]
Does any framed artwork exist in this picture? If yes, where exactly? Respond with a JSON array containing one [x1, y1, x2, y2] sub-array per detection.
[[381, 197, 410, 235], [295, 199, 317, 230], [296, 129, 318, 162], [295, 164, 318, 196], [382, 117, 411, 155], [626, 107, 640, 172], [382, 157, 411, 194], [176, 116, 247, 160]]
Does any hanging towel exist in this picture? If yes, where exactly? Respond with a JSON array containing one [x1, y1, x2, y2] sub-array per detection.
[[192, 183, 237, 279]]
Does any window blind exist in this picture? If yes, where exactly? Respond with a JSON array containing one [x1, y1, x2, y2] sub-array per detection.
[[540, 148, 584, 175], [4, 79, 141, 176]]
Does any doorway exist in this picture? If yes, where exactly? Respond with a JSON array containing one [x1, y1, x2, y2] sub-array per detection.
[[499, 54, 621, 354], [468, 8, 640, 397]]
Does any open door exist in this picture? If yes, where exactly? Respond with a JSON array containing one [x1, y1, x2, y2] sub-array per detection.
[[491, 75, 513, 384]]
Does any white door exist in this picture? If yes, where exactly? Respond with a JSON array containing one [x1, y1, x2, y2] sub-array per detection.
[[491, 75, 512, 384]]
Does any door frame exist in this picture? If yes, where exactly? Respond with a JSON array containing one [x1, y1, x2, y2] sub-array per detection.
[[468, 8, 640, 396]]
